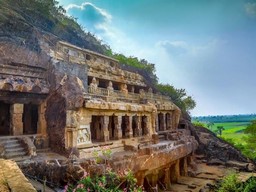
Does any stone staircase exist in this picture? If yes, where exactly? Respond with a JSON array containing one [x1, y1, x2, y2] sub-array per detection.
[[0, 137, 30, 161]]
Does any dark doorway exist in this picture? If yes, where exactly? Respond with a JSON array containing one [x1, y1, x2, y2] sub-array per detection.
[[90, 116, 103, 142], [158, 113, 164, 131], [0, 101, 10, 135], [108, 115, 116, 140], [23, 104, 38, 134], [121, 116, 129, 138], [141, 116, 148, 136]]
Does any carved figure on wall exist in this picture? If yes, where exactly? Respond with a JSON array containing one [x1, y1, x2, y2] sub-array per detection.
[[139, 89, 145, 98], [31, 78, 42, 93], [89, 77, 98, 93], [121, 84, 128, 95], [107, 81, 114, 92], [2, 76, 14, 91], [148, 87, 153, 98], [77, 126, 91, 144], [131, 86, 135, 93]]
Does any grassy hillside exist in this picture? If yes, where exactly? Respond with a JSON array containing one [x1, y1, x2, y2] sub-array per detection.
[[211, 122, 249, 144], [0, 0, 108, 53]]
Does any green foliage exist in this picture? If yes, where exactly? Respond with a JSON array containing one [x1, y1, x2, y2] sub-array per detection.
[[216, 173, 242, 192], [66, 170, 143, 192], [156, 83, 196, 112], [243, 120, 256, 161], [66, 146, 143, 192], [243, 177, 256, 192], [206, 122, 214, 130], [244, 120, 256, 135], [216, 173, 256, 192], [192, 121, 206, 127], [215, 126, 225, 136]]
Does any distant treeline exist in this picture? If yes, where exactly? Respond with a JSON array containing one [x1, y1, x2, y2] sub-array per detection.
[[192, 114, 256, 123]]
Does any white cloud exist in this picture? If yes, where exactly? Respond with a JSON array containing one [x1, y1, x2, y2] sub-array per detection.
[[65, 2, 139, 56], [66, 2, 112, 22], [245, 2, 256, 17]]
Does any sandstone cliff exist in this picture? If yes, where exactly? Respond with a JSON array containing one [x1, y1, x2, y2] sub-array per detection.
[[179, 113, 255, 171]]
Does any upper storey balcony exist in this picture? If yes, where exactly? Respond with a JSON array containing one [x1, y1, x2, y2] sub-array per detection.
[[52, 41, 147, 87], [87, 83, 173, 106]]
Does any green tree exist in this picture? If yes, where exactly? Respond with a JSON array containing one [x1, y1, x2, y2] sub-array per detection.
[[215, 126, 225, 136], [207, 122, 214, 131], [243, 120, 256, 160], [156, 83, 196, 112]]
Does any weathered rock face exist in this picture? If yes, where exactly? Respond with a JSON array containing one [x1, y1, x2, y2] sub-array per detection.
[[45, 93, 67, 155], [179, 114, 254, 171], [0, 159, 36, 192], [19, 160, 85, 187], [194, 126, 248, 163]]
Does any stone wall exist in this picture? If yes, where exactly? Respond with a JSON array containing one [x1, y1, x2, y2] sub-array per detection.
[[46, 92, 67, 154], [52, 60, 88, 92]]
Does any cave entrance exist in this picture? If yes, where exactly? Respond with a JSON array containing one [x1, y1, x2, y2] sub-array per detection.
[[141, 115, 148, 136], [90, 116, 104, 142], [108, 115, 116, 140], [23, 104, 38, 134], [0, 101, 11, 136]]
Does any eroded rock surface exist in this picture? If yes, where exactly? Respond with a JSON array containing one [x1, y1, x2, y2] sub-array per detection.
[[0, 159, 36, 192]]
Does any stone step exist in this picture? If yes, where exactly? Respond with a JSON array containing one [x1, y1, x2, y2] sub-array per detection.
[[12, 156, 31, 162], [37, 148, 51, 153], [5, 150, 27, 158], [5, 147, 25, 153], [4, 143, 21, 148], [1, 140, 20, 146]]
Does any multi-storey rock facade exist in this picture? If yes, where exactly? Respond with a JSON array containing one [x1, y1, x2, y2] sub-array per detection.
[[0, 39, 197, 189]]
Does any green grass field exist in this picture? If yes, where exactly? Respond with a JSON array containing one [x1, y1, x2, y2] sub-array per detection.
[[209, 122, 250, 144]]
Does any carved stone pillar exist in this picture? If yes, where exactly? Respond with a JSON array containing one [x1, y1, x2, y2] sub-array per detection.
[[151, 170, 159, 189], [142, 116, 149, 136], [102, 116, 109, 142], [37, 102, 47, 136], [170, 160, 180, 183], [115, 116, 122, 139], [164, 167, 171, 190], [162, 113, 166, 131], [138, 116, 142, 136], [10, 104, 23, 135], [166, 113, 171, 130], [155, 114, 159, 132], [128, 116, 133, 138], [135, 170, 145, 187], [133, 116, 140, 137], [181, 157, 188, 176]]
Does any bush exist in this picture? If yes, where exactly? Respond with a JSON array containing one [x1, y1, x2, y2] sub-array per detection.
[[217, 173, 242, 192], [65, 170, 144, 192], [216, 174, 256, 192], [243, 177, 256, 192]]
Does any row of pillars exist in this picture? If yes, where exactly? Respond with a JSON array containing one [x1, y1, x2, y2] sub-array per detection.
[[156, 112, 174, 132], [5, 103, 46, 136], [136, 156, 191, 190], [91, 115, 149, 142]]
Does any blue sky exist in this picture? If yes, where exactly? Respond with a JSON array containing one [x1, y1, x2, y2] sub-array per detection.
[[58, 0, 256, 116]]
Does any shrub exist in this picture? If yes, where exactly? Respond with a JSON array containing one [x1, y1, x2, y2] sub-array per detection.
[[217, 173, 242, 192]]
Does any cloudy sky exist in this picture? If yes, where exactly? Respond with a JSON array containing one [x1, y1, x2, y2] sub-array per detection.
[[58, 0, 256, 116]]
